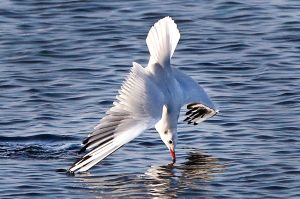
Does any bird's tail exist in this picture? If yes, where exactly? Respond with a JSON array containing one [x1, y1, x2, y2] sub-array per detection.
[[146, 16, 180, 67]]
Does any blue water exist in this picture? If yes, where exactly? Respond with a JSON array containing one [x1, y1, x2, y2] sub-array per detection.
[[1, 0, 300, 198]]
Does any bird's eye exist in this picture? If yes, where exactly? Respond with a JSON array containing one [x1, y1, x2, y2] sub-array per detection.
[[168, 140, 173, 144], [164, 130, 168, 134]]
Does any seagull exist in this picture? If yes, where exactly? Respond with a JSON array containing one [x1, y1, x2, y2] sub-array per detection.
[[69, 16, 218, 173]]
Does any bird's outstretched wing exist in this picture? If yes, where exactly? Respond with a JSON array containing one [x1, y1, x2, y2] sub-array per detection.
[[69, 62, 164, 173], [174, 68, 218, 125]]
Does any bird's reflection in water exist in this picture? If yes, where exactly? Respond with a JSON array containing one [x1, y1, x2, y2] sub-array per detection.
[[145, 151, 224, 198], [181, 151, 224, 180], [77, 151, 224, 198]]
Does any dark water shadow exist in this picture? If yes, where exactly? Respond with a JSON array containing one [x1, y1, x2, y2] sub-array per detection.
[[0, 136, 80, 160]]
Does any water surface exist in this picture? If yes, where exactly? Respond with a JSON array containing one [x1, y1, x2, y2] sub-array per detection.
[[0, 0, 300, 198]]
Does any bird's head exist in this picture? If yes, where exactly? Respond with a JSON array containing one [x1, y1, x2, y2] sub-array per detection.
[[155, 105, 178, 163], [158, 128, 177, 163]]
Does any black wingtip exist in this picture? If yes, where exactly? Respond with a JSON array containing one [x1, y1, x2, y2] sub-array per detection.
[[82, 137, 90, 145], [55, 168, 76, 176], [66, 169, 75, 176], [186, 109, 193, 115], [187, 103, 198, 109], [184, 117, 190, 122]]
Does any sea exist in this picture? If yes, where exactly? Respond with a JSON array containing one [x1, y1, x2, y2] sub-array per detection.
[[0, 0, 299, 198]]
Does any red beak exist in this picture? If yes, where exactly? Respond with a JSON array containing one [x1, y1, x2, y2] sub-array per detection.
[[170, 149, 176, 163]]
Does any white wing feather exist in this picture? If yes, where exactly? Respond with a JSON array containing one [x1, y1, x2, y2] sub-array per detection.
[[174, 68, 216, 109], [69, 62, 164, 173], [174, 68, 218, 125]]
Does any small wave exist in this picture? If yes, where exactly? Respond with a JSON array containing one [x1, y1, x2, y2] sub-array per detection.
[[0, 134, 81, 160], [0, 134, 79, 143], [0, 142, 80, 160]]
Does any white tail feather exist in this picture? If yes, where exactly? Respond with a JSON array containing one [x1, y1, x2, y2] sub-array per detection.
[[146, 16, 180, 67]]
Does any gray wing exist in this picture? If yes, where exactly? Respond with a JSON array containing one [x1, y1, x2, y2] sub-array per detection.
[[69, 62, 164, 173], [174, 68, 218, 125]]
